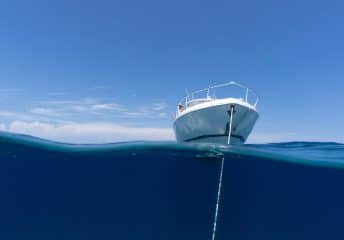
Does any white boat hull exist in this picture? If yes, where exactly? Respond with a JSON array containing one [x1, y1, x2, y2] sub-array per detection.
[[173, 99, 258, 145]]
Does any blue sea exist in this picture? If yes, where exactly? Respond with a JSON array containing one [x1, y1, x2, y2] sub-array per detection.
[[0, 132, 344, 239]]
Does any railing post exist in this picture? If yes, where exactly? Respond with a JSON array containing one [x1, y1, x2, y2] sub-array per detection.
[[245, 88, 248, 102]]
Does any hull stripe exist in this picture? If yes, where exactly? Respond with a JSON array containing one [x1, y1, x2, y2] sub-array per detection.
[[184, 134, 245, 142]]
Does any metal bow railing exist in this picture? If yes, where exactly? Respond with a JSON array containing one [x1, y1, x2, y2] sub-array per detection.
[[176, 81, 259, 117]]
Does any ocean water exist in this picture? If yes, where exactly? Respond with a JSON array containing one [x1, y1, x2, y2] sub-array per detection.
[[0, 132, 344, 239]]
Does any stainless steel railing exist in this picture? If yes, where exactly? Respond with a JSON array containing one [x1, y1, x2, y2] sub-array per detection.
[[175, 81, 259, 117]]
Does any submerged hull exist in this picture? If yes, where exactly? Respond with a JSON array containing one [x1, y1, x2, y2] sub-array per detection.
[[173, 99, 258, 144]]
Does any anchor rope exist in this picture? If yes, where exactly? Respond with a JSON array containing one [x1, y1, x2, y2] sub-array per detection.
[[227, 105, 234, 144], [211, 155, 225, 240]]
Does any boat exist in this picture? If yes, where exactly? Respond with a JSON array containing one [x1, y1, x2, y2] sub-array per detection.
[[173, 81, 259, 145]]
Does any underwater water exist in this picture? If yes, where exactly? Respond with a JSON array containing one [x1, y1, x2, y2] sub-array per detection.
[[0, 132, 344, 239]]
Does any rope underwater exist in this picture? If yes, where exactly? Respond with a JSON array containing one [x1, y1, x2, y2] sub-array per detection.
[[211, 155, 225, 240], [212, 104, 233, 240]]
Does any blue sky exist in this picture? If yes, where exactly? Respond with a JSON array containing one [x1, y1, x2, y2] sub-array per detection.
[[0, 0, 343, 143]]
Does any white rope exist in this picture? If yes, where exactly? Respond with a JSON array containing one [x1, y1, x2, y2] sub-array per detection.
[[227, 106, 234, 144], [211, 156, 225, 240]]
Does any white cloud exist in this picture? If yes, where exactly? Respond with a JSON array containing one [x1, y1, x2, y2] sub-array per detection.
[[0, 97, 172, 143], [0, 111, 35, 121], [158, 113, 168, 118], [37, 98, 167, 119], [1, 121, 341, 144], [29, 107, 60, 116], [42, 98, 98, 106], [90, 103, 126, 112], [152, 102, 167, 111], [6, 121, 175, 144]]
